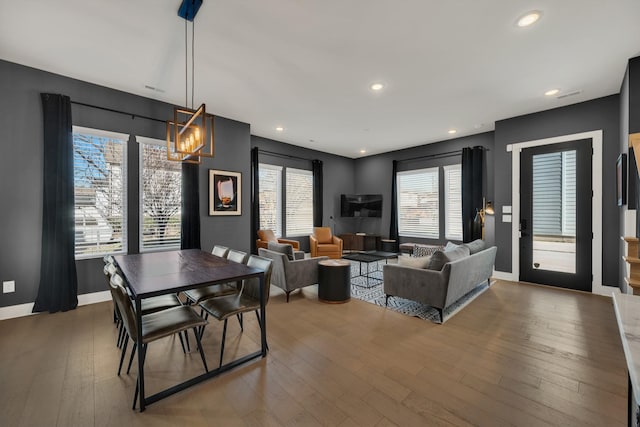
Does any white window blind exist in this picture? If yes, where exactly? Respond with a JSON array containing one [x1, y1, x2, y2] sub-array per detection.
[[397, 167, 439, 239], [286, 168, 314, 237], [444, 164, 462, 240], [73, 126, 127, 258], [139, 139, 182, 252], [258, 163, 283, 237]]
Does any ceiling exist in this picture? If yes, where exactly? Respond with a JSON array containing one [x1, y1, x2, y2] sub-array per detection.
[[1, 1, 639, 158]]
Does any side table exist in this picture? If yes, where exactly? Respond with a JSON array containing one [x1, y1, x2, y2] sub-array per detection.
[[318, 259, 351, 303]]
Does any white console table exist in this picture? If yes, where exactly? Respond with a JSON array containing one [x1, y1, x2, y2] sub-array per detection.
[[612, 293, 640, 426]]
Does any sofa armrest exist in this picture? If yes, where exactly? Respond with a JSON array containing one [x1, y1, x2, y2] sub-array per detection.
[[285, 256, 329, 286], [278, 238, 300, 250], [383, 264, 449, 309], [331, 235, 343, 251]]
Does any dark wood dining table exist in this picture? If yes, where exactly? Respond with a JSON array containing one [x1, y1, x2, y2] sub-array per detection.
[[113, 249, 266, 411]]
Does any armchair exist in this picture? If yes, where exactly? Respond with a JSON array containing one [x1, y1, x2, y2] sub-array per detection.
[[309, 227, 343, 259], [258, 248, 328, 302], [256, 229, 300, 250]]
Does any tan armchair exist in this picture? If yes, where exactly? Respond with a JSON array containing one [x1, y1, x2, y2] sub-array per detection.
[[256, 229, 300, 250], [309, 227, 343, 259]]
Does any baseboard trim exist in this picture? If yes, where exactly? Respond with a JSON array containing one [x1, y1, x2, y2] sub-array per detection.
[[0, 290, 111, 321], [492, 270, 515, 282]]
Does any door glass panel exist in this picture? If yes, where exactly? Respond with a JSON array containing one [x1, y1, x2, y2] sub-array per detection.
[[531, 150, 576, 273]]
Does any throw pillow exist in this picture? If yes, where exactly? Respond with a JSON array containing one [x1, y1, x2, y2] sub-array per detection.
[[268, 241, 295, 260], [398, 255, 432, 269], [463, 239, 486, 255], [412, 244, 443, 257], [444, 241, 459, 252], [428, 246, 470, 270]]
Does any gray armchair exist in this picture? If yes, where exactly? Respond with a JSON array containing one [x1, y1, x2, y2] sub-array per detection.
[[258, 248, 328, 302]]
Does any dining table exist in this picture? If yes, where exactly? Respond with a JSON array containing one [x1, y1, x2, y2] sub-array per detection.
[[113, 249, 266, 412]]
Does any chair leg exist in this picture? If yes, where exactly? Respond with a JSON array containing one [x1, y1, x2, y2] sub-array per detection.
[[219, 319, 228, 368], [193, 327, 208, 373], [285, 291, 291, 303], [118, 335, 129, 375], [198, 313, 209, 339], [385, 295, 390, 306], [178, 331, 186, 354], [237, 313, 243, 331], [126, 342, 137, 374], [117, 322, 125, 348]]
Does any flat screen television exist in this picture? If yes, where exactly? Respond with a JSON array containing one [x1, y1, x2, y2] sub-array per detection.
[[341, 194, 382, 217]]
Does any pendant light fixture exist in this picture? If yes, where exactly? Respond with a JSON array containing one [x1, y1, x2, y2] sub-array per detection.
[[167, 0, 214, 163]]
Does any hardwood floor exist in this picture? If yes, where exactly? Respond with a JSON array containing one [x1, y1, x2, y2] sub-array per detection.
[[0, 280, 628, 426]]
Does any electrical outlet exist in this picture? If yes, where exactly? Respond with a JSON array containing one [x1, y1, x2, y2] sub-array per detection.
[[3, 280, 15, 293]]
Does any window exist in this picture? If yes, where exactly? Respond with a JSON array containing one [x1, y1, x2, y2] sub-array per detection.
[[286, 168, 314, 236], [258, 164, 283, 237], [73, 126, 127, 258], [139, 138, 182, 251], [444, 164, 462, 240], [397, 167, 439, 238]]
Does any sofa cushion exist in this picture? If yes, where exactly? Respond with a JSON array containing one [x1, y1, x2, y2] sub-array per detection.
[[428, 245, 470, 271], [398, 255, 431, 269], [444, 241, 460, 252], [463, 239, 486, 255], [258, 229, 277, 242], [413, 244, 443, 257], [313, 227, 333, 244], [268, 241, 295, 260]]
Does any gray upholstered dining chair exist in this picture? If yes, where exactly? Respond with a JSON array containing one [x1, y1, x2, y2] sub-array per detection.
[[110, 273, 209, 410], [198, 255, 273, 368], [212, 245, 230, 257]]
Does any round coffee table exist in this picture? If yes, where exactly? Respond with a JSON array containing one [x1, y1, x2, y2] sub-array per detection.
[[318, 259, 351, 303]]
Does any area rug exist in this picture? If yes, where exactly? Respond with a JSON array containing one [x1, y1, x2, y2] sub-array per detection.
[[348, 261, 491, 324]]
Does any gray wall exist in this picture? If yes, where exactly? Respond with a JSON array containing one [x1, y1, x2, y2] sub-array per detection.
[[251, 136, 356, 252], [493, 95, 621, 287], [353, 132, 495, 246], [0, 59, 251, 307]]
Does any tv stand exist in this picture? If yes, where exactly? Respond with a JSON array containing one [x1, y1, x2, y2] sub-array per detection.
[[339, 233, 380, 252]]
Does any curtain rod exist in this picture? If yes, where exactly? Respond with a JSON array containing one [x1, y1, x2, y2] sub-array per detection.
[[258, 149, 313, 162], [70, 100, 167, 124], [398, 149, 462, 163]]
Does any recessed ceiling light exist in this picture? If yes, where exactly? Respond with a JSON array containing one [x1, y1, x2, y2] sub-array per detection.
[[370, 83, 384, 91], [448, 129, 457, 135], [545, 88, 560, 96], [275, 126, 284, 132], [360, 149, 366, 154], [517, 11, 541, 27]]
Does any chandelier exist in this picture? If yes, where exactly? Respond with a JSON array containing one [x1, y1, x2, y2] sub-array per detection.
[[167, 0, 214, 163]]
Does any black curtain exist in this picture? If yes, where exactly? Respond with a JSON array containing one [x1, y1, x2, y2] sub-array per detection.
[[312, 159, 323, 227], [462, 146, 484, 242], [180, 163, 201, 250], [389, 160, 399, 248], [33, 94, 78, 313], [251, 147, 260, 253]]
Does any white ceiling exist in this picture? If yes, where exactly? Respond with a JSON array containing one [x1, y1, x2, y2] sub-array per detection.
[[1, 0, 639, 158]]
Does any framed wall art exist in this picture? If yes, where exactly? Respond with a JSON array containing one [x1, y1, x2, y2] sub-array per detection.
[[209, 169, 241, 215]]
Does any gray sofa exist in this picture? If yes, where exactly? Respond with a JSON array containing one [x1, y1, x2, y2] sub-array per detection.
[[383, 242, 497, 322], [258, 247, 328, 302]]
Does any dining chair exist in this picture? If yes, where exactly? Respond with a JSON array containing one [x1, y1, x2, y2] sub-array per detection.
[[183, 249, 248, 306], [212, 245, 230, 257], [110, 273, 209, 410], [198, 255, 273, 368]]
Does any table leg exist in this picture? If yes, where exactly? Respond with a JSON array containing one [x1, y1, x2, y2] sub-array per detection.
[[260, 273, 267, 357], [136, 298, 145, 412]]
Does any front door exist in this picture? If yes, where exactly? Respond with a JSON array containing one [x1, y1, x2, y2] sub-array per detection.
[[519, 139, 592, 291]]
